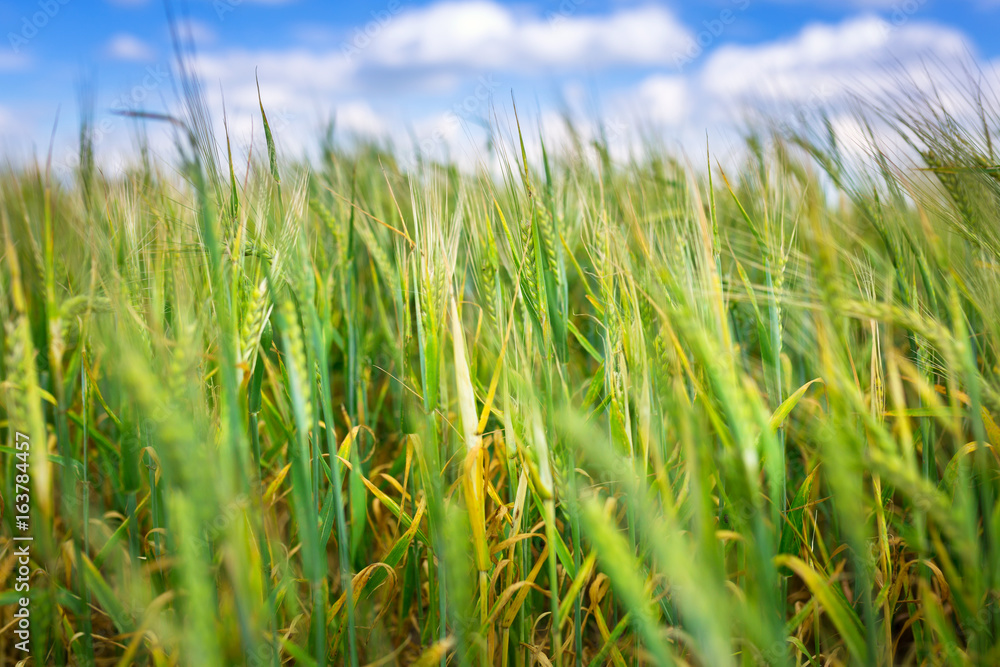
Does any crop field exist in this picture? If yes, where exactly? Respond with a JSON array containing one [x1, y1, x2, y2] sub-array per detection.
[[2, 67, 1000, 666]]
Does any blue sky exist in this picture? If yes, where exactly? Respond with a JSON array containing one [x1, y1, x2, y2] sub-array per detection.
[[1, 0, 998, 170]]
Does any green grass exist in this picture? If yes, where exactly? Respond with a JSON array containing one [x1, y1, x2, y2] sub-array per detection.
[[2, 69, 1000, 666]]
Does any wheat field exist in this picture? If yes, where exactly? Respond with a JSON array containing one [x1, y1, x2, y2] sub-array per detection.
[[1, 66, 1000, 666]]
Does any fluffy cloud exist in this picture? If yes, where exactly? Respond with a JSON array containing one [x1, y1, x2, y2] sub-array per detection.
[[196, 1, 694, 99], [334, 100, 386, 136], [699, 16, 970, 106], [358, 1, 694, 71], [635, 75, 689, 126], [197, 48, 354, 110], [589, 12, 992, 173]]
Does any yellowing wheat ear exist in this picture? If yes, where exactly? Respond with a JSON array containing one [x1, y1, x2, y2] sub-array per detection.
[[450, 293, 491, 658]]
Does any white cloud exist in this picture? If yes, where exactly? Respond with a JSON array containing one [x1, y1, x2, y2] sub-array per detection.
[[197, 49, 354, 108], [192, 2, 692, 113], [698, 16, 970, 106], [106, 33, 155, 62], [635, 75, 689, 126], [190, 50, 365, 161], [361, 1, 694, 71], [335, 100, 385, 136]]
